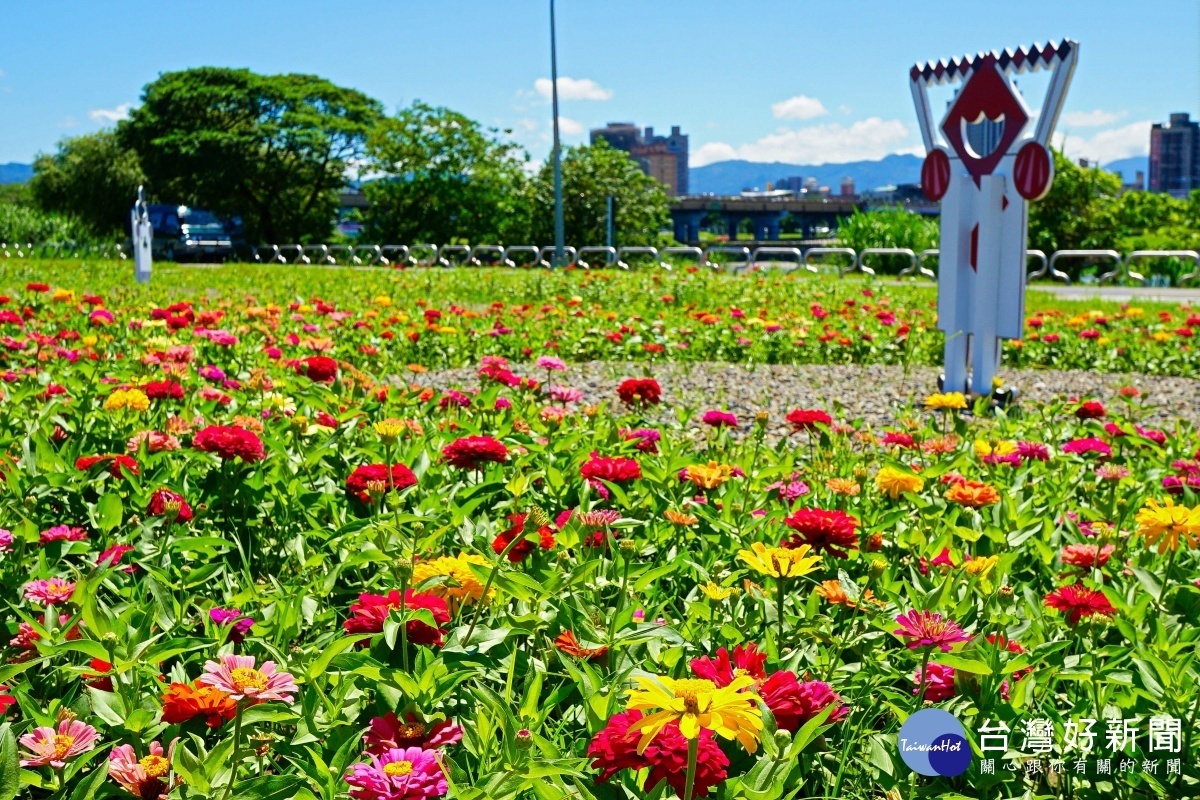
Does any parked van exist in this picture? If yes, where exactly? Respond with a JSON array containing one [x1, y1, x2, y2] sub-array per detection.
[[140, 204, 235, 261]]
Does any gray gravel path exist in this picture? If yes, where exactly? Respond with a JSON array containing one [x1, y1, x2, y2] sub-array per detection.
[[414, 361, 1200, 434]]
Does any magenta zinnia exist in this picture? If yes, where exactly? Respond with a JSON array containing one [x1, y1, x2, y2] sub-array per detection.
[[1044, 584, 1115, 626], [893, 610, 970, 651], [19, 719, 99, 768], [344, 746, 448, 800], [783, 508, 860, 558]]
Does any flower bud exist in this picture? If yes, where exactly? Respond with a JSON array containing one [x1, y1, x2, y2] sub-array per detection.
[[529, 506, 551, 528], [869, 558, 886, 579], [618, 539, 638, 554], [998, 585, 1015, 605], [515, 729, 534, 751], [773, 729, 793, 748], [396, 558, 414, 580], [102, 631, 119, 644]]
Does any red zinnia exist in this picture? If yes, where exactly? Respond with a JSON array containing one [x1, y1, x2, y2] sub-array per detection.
[[75, 454, 139, 478], [441, 436, 508, 470], [580, 453, 641, 484], [1060, 544, 1114, 569], [492, 513, 555, 562], [345, 463, 418, 504], [1044, 584, 1115, 626], [554, 630, 608, 660], [690, 644, 768, 685], [193, 425, 266, 462], [1075, 400, 1106, 419], [148, 488, 194, 524], [297, 356, 339, 383], [759, 674, 849, 731], [616, 378, 662, 407], [587, 710, 728, 798], [143, 380, 185, 400], [786, 408, 832, 432], [784, 508, 860, 558], [160, 680, 237, 728], [343, 589, 450, 647]]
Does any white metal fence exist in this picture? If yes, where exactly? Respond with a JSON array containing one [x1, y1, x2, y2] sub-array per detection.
[[4, 241, 1200, 286]]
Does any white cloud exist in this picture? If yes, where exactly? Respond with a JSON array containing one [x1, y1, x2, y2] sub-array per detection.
[[534, 77, 612, 101], [89, 103, 132, 123], [691, 117, 913, 167], [557, 116, 584, 136], [1061, 109, 1124, 127], [771, 95, 828, 120], [518, 118, 539, 132], [1054, 120, 1152, 164]]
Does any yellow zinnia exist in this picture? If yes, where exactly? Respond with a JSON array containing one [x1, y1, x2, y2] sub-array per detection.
[[737, 542, 821, 579], [974, 439, 1018, 460], [625, 674, 763, 753], [924, 392, 967, 411], [411, 553, 494, 609], [1135, 498, 1200, 554], [699, 582, 738, 601], [963, 555, 999, 578], [104, 388, 150, 412], [875, 466, 923, 498]]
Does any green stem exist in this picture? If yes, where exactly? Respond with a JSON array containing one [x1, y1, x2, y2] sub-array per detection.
[[776, 578, 787, 654], [1159, 547, 1179, 606], [605, 553, 633, 661], [683, 736, 699, 800], [220, 702, 245, 800], [914, 648, 931, 710], [464, 532, 524, 643]]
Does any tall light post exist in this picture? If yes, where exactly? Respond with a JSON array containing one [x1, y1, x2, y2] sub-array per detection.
[[550, 0, 565, 267]]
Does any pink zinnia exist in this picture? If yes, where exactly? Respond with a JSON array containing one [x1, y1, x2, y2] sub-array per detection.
[[363, 712, 463, 755], [701, 409, 738, 428], [1061, 437, 1112, 458], [23, 577, 76, 605], [893, 610, 970, 651], [200, 654, 297, 703], [914, 663, 957, 702], [109, 740, 172, 799], [39, 525, 87, 544], [548, 385, 584, 403], [19, 719, 99, 768], [0, 528, 11, 551], [536, 356, 567, 371], [345, 746, 448, 800]]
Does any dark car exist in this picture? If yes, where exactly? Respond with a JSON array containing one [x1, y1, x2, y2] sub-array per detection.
[[140, 204, 235, 261]]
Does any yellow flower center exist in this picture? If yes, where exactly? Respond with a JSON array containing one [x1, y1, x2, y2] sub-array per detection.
[[397, 722, 426, 739], [52, 735, 75, 759], [230, 667, 268, 692], [139, 754, 170, 779], [384, 760, 414, 777], [672, 678, 716, 714]]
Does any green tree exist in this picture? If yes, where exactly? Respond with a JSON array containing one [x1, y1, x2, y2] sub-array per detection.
[[28, 131, 145, 235], [361, 102, 530, 245], [1027, 150, 1122, 252], [529, 141, 669, 247], [836, 207, 938, 269], [119, 67, 383, 243]]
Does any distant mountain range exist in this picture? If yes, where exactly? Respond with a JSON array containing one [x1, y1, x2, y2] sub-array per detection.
[[689, 154, 1150, 195], [0, 163, 33, 184]]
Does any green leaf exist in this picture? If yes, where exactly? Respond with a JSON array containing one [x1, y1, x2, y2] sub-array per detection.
[[306, 635, 371, 680], [0, 724, 19, 800], [67, 761, 110, 800], [96, 491, 123, 532], [932, 654, 993, 675]]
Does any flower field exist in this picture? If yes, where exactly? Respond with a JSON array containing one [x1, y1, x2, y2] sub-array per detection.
[[0, 260, 1198, 800]]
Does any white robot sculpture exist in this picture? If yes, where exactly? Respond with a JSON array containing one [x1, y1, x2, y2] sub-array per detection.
[[131, 185, 153, 284], [909, 40, 1077, 398]]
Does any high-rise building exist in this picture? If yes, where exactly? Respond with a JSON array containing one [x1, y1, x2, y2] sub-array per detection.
[[840, 177, 856, 197], [589, 122, 689, 196], [776, 176, 805, 192], [1149, 113, 1200, 198]]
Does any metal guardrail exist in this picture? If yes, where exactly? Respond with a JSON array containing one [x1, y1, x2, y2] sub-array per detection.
[[12, 241, 1200, 288], [855, 247, 918, 278], [1126, 250, 1200, 286], [577, 246, 617, 269]]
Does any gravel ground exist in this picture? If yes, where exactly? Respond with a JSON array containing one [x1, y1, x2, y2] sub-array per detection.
[[410, 362, 1200, 436]]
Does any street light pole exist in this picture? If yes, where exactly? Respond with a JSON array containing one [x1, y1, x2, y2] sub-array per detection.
[[550, 0, 564, 267]]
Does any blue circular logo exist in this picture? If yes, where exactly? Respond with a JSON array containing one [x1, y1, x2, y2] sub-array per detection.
[[897, 709, 972, 777]]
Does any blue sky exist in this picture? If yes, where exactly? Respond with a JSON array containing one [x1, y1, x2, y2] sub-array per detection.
[[0, 0, 1196, 168]]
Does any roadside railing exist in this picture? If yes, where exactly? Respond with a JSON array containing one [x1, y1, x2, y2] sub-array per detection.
[[8, 241, 1200, 286]]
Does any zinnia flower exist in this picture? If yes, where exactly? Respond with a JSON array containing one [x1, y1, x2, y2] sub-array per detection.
[[148, 488, 194, 524], [1061, 437, 1112, 458], [200, 654, 297, 703], [19, 719, 99, 768], [701, 410, 738, 428], [23, 577, 76, 605], [491, 513, 555, 562], [210, 607, 255, 643], [344, 746, 448, 800], [945, 480, 1000, 509], [914, 663, 957, 703], [924, 392, 967, 411], [624, 674, 763, 752], [786, 408, 831, 432], [580, 453, 641, 484], [39, 525, 87, 544], [363, 712, 463, 755], [683, 461, 736, 490], [297, 355, 339, 383], [441, 436, 507, 470], [738, 542, 821, 579], [783, 508, 860, 558], [1061, 544, 1115, 569], [76, 454, 139, 478], [893, 610, 970, 651], [554, 630, 608, 660], [344, 590, 450, 646], [1135, 497, 1200, 553], [160, 680, 237, 728], [875, 466, 924, 498], [1044, 584, 1115, 626], [587, 710, 728, 798], [109, 740, 173, 799], [346, 463, 418, 504], [411, 553, 493, 610], [616, 378, 661, 407], [193, 425, 266, 462]]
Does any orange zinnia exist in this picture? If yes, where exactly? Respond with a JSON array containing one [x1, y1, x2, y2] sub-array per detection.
[[664, 509, 698, 526], [160, 680, 237, 728], [945, 480, 1000, 509]]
